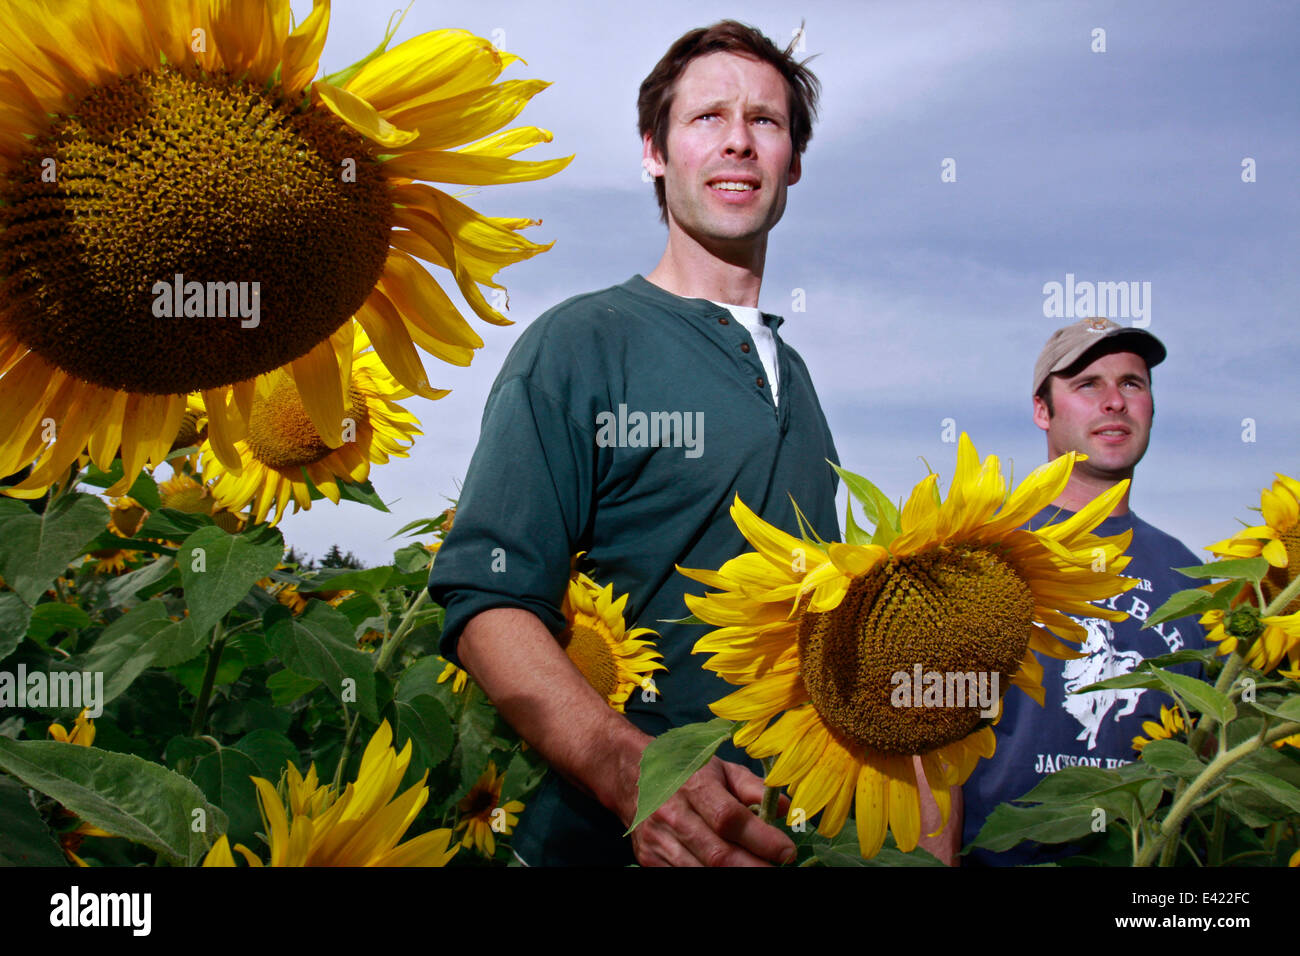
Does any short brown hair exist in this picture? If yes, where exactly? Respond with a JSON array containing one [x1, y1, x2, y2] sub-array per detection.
[[637, 20, 820, 223]]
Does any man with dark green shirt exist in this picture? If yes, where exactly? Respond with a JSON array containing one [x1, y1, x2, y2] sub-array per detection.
[[428, 21, 838, 866]]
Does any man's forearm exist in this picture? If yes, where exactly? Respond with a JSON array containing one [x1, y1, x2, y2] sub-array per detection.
[[457, 605, 650, 823]]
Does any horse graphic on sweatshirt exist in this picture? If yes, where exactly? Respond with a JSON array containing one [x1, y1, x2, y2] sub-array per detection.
[[1061, 617, 1145, 750]]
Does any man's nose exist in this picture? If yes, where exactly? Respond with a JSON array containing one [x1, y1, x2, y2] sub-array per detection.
[[722, 121, 756, 157], [1100, 384, 1127, 412]]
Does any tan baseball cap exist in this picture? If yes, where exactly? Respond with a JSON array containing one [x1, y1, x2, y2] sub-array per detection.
[[1033, 317, 1166, 396]]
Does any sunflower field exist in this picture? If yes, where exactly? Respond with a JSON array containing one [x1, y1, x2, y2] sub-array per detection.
[[2, 0, 1299, 873]]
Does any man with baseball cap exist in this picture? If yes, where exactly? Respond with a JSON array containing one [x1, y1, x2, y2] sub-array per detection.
[[955, 317, 1207, 865]]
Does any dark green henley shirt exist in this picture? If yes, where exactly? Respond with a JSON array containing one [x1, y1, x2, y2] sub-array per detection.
[[427, 274, 840, 865]]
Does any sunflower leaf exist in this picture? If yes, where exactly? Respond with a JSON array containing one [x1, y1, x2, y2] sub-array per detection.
[[829, 462, 899, 533], [1138, 739, 1204, 778], [0, 738, 226, 866], [0, 592, 32, 664], [1153, 670, 1235, 724], [1137, 647, 1219, 671], [192, 747, 262, 848], [1076, 671, 1166, 693], [1224, 772, 1300, 814], [264, 603, 379, 723], [1172, 557, 1269, 585], [65, 601, 173, 707], [626, 717, 738, 834], [177, 524, 285, 637], [1144, 588, 1220, 628], [970, 802, 1100, 852], [0, 774, 66, 866], [0, 493, 109, 606]]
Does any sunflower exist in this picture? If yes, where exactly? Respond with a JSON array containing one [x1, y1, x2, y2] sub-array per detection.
[[559, 565, 665, 712], [1209, 473, 1300, 616], [157, 472, 245, 533], [0, 0, 570, 499], [48, 709, 97, 747], [202, 719, 458, 866], [679, 434, 1137, 857], [1131, 704, 1186, 753], [60, 820, 115, 868], [455, 760, 524, 858], [1200, 607, 1300, 675], [197, 327, 419, 524], [437, 657, 470, 694]]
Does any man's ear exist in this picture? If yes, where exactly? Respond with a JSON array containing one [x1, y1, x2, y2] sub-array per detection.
[[1032, 393, 1051, 431], [642, 133, 666, 178], [788, 150, 801, 186]]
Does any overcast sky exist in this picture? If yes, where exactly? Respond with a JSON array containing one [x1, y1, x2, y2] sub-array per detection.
[[277, 0, 1300, 567]]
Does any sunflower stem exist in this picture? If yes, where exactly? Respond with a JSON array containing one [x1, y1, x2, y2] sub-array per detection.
[[1138, 719, 1300, 866], [188, 624, 226, 738], [332, 707, 361, 794], [1262, 570, 1300, 618], [375, 588, 431, 674], [1207, 805, 1227, 866], [758, 757, 781, 826]]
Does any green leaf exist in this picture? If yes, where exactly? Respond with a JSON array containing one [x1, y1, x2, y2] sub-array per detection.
[[0, 737, 226, 865], [267, 669, 321, 707], [264, 603, 378, 722], [1205, 579, 1248, 611], [455, 688, 511, 792], [177, 524, 284, 637], [0, 593, 31, 663], [136, 508, 207, 541], [626, 717, 736, 834], [1224, 772, 1300, 814], [173, 645, 245, 698], [1249, 695, 1300, 723], [1139, 739, 1203, 778], [67, 602, 173, 708], [829, 462, 899, 533], [0, 774, 66, 866], [1014, 766, 1125, 804], [970, 802, 1100, 852], [1155, 670, 1235, 724], [144, 617, 206, 668], [163, 735, 212, 770], [25, 601, 90, 647], [1077, 671, 1166, 693], [336, 478, 389, 513], [299, 566, 393, 598], [1173, 557, 1269, 584], [1145, 588, 1219, 628], [192, 747, 262, 846], [231, 730, 301, 782], [103, 556, 177, 608], [1139, 647, 1219, 671], [392, 543, 433, 574], [391, 693, 454, 772], [0, 494, 108, 605]]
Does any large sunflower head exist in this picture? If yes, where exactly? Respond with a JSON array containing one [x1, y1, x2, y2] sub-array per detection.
[[680, 434, 1137, 857], [0, 0, 570, 498], [559, 561, 665, 713], [202, 719, 458, 867], [1209, 473, 1300, 615], [198, 325, 421, 524]]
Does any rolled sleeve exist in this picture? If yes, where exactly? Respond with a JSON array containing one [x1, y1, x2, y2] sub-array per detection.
[[428, 374, 595, 665]]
